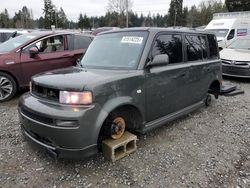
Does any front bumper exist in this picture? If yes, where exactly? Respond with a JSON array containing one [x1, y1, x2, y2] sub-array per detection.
[[222, 64, 250, 78], [18, 93, 103, 159]]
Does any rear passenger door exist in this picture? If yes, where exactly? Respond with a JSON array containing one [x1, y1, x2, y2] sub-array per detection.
[[184, 34, 214, 105], [145, 33, 191, 122]]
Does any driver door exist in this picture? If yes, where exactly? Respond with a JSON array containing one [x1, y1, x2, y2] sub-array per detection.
[[145, 33, 191, 122], [20, 34, 73, 85]]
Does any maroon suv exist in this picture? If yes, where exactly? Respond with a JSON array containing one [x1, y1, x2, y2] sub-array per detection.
[[0, 31, 93, 102]]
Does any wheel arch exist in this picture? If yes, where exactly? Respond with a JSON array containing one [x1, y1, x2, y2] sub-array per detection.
[[94, 96, 144, 144], [208, 79, 221, 99]]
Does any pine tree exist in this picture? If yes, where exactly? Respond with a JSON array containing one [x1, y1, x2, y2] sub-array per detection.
[[57, 7, 68, 29], [43, 0, 56, 29], [0, 9, 10, 28], [167, 0, 183, 26], [225, 0, 250, 12]]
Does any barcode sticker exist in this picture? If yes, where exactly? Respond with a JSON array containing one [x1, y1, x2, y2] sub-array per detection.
[[121, 36, 143, 44]]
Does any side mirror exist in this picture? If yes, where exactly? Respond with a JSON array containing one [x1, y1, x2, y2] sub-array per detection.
[[29, 47, 39, 58], [148, 54, 169, 67]]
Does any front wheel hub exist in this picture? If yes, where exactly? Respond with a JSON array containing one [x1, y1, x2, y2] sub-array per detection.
[[110, 117, 125, 139]]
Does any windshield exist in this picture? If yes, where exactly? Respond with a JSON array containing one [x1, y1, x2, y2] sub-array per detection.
[[80, 31, 148, 70], [206, 29, 229, 38], [228, 38, 250, 50], [0, 33, 37, 53]]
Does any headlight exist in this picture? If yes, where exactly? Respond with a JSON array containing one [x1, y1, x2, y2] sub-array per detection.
[[59, 91, 92, 105]]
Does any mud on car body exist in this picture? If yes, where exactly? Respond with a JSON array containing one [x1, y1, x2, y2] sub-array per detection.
[[18, 28, 222, 159]]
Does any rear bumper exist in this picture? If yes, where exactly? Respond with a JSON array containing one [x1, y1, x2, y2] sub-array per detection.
[[18, 93, 103, 159], [222, 64, 250, 78]]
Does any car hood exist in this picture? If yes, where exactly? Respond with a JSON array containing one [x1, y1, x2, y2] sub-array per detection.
[[216, 37, 224, 42], [32, 67, 135, 91], [220, 48, 250, 61]]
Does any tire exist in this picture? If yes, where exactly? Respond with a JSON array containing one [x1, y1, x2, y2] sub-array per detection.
[[0, 72, 17, 102], [205, 94, 212, 107]]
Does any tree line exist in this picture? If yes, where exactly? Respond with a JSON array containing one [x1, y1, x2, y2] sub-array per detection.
[[0, 0, 249, 30]]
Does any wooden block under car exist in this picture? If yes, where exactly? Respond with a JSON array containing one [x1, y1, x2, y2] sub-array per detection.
[[102, 131, 137, 162]]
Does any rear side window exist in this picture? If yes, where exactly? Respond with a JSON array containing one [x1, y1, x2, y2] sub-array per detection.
[[207, 34, 218, 59], [74, 35, 92, 50], [200, 36, 208, 59], [185, 35, 202, 61], [151, 34, 183, 64]]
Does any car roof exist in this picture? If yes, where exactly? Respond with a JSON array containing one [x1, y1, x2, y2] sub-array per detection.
[[0, 29, 30, 34], [99, 27, 214, 35]]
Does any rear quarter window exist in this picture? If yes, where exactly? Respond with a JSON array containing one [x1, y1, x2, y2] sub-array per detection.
[[207, 34, 219, 59], [74, 35, 92, 50], [185, 35, 203, 61]]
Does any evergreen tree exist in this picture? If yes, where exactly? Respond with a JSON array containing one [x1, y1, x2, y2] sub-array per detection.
[[167, 0, 183, 26], [225, 0, 250, 12], [182, 7, 188, 26], [57, 7, 68, 28], [38, 16, 45, 28], [78, 13, 84, 29], [82, 14, 91, 30], [0, 9, 10, 28], [104, 12, 120, 26], [43, 0, 56, 29]]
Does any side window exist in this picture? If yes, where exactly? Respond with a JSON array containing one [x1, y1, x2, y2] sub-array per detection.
[[200, 36, 208, 59], [74, 35, 92, 50], [207, 34, 218, 59], [24, 35, 65, 53], [151, 34, 183, 64], [227, 29, 235, 40], [185, 35, 202, 61], [67, 34, 74, 51]]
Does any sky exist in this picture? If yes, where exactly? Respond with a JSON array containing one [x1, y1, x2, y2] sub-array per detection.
[[1, 0, 224, 21]]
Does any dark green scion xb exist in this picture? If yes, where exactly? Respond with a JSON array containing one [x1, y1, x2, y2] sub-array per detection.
[[18, 28, 222, 159]]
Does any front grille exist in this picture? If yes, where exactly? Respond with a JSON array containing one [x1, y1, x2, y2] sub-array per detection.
[[222, 66, 250, 76], [32, 83, 59, 101], [221, 59, 231, 65], [21, 107, 54, 125], [221, 59, 250, 66]]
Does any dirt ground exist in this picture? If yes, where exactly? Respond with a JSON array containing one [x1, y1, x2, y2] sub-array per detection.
[[0, 77, 250, 188]]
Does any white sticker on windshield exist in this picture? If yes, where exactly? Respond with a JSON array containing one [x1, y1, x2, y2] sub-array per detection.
[[121, 36, 143, 44]]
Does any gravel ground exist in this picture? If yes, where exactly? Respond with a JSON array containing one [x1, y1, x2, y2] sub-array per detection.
[[0, 78, 250, 188]]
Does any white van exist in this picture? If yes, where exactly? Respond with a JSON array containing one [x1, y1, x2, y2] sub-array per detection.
[[205, 11, 250, 48]]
